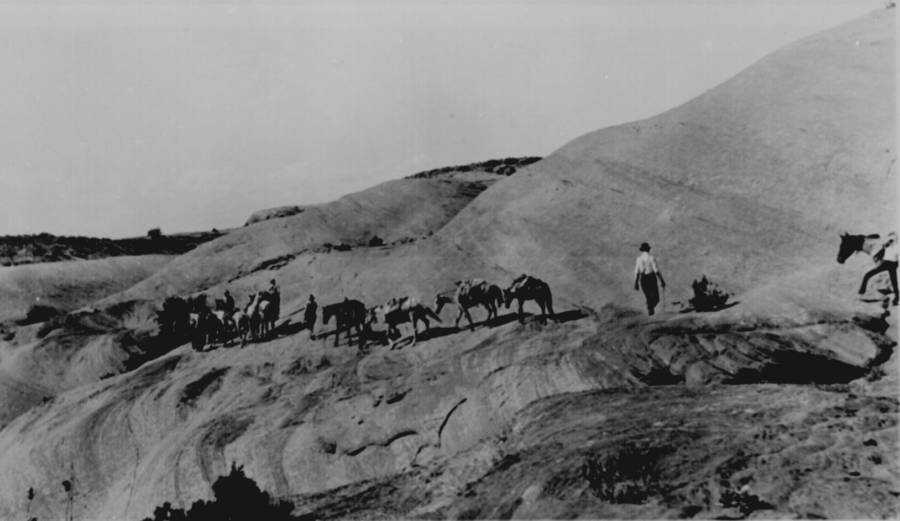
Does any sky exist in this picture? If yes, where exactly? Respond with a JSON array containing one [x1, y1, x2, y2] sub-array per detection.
[[0, 1, 879, 238]]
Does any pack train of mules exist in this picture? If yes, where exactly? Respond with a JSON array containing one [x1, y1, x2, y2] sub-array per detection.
[[319, 274, 555, 351], [156, 274, 555, 353], [157, 288, 280, 351]]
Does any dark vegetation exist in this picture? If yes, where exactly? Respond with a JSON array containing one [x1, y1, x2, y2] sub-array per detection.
[[406, 156, 542, 179], [0, 230, 225, 266], [17, 304, 64, 325], [143, 463, 296, 521], [580, 442, 672, 503], [688, 275, 732, 312]]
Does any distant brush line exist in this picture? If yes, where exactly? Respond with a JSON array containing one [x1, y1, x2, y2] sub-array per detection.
[[406, 156, 541, 179], [0, 230, 227, 266]]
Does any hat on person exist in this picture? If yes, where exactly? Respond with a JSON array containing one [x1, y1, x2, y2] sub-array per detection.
[[639, 242, 651, 252]]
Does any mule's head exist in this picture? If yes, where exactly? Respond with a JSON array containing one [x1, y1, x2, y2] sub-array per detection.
[[837, 233, 866, 264], [433, 295, 443, 314], [502, 288, 513, 308]]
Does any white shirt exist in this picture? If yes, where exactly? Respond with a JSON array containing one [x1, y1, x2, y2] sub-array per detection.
[[634, 252, 660, 277]]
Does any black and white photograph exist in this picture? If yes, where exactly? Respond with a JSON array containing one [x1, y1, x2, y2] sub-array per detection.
[[0, 1, 896, 519]]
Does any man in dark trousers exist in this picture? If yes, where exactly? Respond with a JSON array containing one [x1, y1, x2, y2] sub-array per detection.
[[304, 295, 318, 339], [634, 242, 666, 315], [222, 290, 235, 314], [859, 231, 899, 306], [267, 279, 281, 322]]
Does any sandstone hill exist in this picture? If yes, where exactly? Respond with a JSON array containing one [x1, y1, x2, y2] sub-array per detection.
[[434, 8, 896, 311], [0, 9, 895, 521]]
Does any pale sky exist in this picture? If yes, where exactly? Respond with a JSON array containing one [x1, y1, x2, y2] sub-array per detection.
[[0, 1, 878, 238]]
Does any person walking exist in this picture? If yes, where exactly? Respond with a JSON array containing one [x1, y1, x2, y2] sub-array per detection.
[[859, 231, 898, 305], [304, 295, 318, 339], [222, 289, 235, 314], [267, 279, 281, 321], [634, 242, 667, 315]]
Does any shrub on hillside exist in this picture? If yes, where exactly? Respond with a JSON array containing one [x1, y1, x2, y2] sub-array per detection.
[[688, 275, 732, 312], [18, 304, 63, 325], [581, 442, 670, 503], [143, 463, 295, 521]]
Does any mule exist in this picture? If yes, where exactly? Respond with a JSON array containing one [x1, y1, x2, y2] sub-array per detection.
[[435, 280, 504, 330], [836, 233, 882, 264], [503, 275, 555, 323], [837, 232, 899, 304], [369, 297, 441, 348], [188, 309, 224, 351], [322, 298, 368, 349], [245, 293, 264, 342]]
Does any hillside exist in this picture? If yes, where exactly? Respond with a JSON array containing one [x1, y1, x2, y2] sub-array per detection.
[[0, 9, 895, 521], [0, 255, 173, 323], [434, 8, 896, 311], [108, 170, 504, 305], [242, 157, 542, 227]]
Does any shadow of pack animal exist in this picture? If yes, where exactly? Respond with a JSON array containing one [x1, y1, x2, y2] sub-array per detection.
[[504, 275, 555, 323], [369, 297, 441, 348], [435, 280, 504, 330], [322, 298, 367, 349]]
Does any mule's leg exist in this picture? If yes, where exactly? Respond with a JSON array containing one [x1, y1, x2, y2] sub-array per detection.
[[517, 299, 525, 323], [462, 306, 475, 330]]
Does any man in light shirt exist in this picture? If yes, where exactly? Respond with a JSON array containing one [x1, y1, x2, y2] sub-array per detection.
[[859, 231, 898, 306], [634, 242, 667, 315]]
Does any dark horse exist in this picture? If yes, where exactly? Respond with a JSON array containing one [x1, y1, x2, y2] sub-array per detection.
[[503, 275, 555, 323], [435, 280, 504, 330], [322, 298, 368, 348], [837, 232, 898, 304], [836, 233, 882, 264]]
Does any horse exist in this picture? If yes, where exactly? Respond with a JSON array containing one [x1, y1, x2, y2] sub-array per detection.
[[369, 297, 441, 348], [322, 298, 368, 349], [245, 293, 264, 342], [245, 291, 277, 341], [837, 232, 899, 303], [258, 298, 273, 339], [231, 308, 250, 346], [188, 308, 224, 351], [836, 233, 883, 264], [503, 275, 555, 323], [435, 280, 504, 330]]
